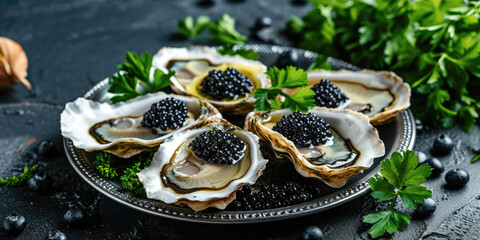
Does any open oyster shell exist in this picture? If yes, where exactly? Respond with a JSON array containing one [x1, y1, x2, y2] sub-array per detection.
[[245, 108, 385, 188], [153, 46, 269, 115], [307, 70, 411, 125], [137, 118, 268, 211], [60, 93, 220, 158]]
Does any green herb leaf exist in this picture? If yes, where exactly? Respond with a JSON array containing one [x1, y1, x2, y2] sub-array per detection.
[[307, 54, 332, 71], [254, 66, 314, 112], [177, 15, 211, 38], [266, 66, 308, 88], [108, 51, 173, 103], [363, 150, 432, 238], [363, 210, 410, 239], [93, 152, 118, 179], [209, 14, 247, 45], [217, 45, 259, 60], [0, 165, 38, 187], [369, 175, 396, 202]]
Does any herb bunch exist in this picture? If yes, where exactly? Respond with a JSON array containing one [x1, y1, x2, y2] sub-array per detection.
[[0, 164, 38, 187], [288, 0, 480, 131], [254, 66, 316, 112], [108, 51, 174, 103], [178, 14, 259, 60], [93, 152, 153, 196], [363, 150, 432, 238]]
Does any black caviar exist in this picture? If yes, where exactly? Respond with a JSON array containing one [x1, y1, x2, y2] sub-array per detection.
[[189, 131, 245, 165], [273, 112, 332, 147], [141, 98, 188, 132], [311, 80, 349, 108], [200, 68, 254, 100]]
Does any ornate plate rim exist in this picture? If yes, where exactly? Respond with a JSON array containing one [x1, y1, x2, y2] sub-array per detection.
[[63, 44, 416, 224]]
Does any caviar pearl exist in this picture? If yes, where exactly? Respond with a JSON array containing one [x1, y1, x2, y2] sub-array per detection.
[[311, 80, 349, 108]]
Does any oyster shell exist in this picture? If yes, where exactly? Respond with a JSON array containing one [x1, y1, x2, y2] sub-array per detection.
[[245, 108, 385, 188], [137, 118, 268, 211], [153, 46, 269, 115], [60, 93, 220, 158], [307, 70, 411, 125]]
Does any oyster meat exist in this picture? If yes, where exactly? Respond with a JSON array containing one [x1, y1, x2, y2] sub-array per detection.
[[245, 108, 385, 188], [61, 93, 220, 158], [137, 118, 268, 211], [307, 70, 411, 125]]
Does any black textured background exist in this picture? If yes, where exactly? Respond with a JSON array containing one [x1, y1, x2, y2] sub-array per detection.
[[1, 0, 480, 239]]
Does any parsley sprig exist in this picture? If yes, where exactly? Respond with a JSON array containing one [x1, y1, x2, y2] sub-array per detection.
[[0, 165, 38, 187], [363, 150, 432, 238], [288, 0, 480, 131], [108, 51, 174, 104], [92, 152, 118, 179], [120, 158, 152, 196], [472, 139, 480, 163], [177, 14, 259, 60], [254, 66, 316, 112]]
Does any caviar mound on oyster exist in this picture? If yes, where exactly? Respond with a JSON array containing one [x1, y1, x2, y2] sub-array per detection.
[[307, 70, 411, 125], [60, 93, 220, 158], [153, 46, 269, 115], [137, 118, 268, 212], [245, 108, 385, 188], [153, 46, 267, 94]]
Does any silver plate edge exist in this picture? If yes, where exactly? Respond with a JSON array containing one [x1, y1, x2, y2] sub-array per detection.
[[62, 44, 416, 224]]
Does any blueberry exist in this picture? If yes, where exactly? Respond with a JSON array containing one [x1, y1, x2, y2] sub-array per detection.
[[302, 226, 324, 240], [254, 17, 272, 29], [416, 151, 428, 165], [432, 134, 454, 155], [63, 207, 84, 224], [275, 50, 299, 68], [38, 140, 56, 157], [28, 171, 51, 192], [46, 230, 67, 240], [3, 213, 27, 233], [415, 198, 436, 218], [196, 0, 214, 7], [445, 169, 469, 188], [425, 157, 444, 178]]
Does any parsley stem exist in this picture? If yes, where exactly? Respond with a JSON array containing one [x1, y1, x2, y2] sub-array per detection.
[[389, 193, 398, 211]]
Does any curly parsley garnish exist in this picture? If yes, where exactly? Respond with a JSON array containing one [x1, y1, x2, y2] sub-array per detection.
[[363, 150, 433, 238], [254, 66, 316, 112], [108, 51, 174, 104], [0, 164, 38, 187], [177, 14, 259, 60], [93, 152, 153, 196]]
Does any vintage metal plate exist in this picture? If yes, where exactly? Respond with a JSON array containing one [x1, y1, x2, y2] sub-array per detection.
[[63, 45, 415, 223]]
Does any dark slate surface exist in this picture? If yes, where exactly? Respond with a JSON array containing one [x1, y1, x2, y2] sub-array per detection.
[[1, 0, 480, 239]]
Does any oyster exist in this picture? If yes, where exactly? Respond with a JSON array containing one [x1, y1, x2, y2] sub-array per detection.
[[60, 93, 220, 158], [153, 46, 269, 114], [137, 118, 268, 211], [307, 70, 411, 125], [245, 108, 385, 188]]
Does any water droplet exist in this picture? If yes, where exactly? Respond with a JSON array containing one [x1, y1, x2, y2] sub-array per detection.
[[441, 194, 449, 201], [475, 196, 480, 200]]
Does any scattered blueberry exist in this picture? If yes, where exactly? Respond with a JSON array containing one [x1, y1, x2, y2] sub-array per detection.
[[254, 17, 272, 29], [302, 226, 324, 240], [445, 169, 469, 188], [432, 134, 454, 155], [425, 157, 444, 177], [46, 230, 67, 240], [196, 0, 214, 7], [63, 207, 85, 224], [275, 50, 299, 68], [28, 171, 51, 192], [3, 213, 27, 234], [415, 198, 436, 218], [291, 0, 307, 5], [416, 151, 428, 165], [37, 140, 56, 157]]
